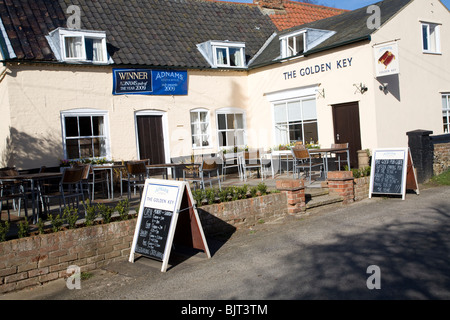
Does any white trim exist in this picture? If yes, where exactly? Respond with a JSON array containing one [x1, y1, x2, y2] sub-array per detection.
[[134, 110, 171, 165], [60, 109, 111, 160], [48, 27, 108, 64], [0, 17, 16, 59], [190, 108, 212, 150], [265, 85, 319, 103], [215, 107, 247, 150]]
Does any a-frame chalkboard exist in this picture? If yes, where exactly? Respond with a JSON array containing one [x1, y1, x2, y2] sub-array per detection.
[[369, 148, 419, 200], [129, 179, 210, 272]]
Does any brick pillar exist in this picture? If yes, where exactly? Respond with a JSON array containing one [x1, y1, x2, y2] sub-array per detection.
[[327, 171, 354, 204], [276, 179, 305, 215]]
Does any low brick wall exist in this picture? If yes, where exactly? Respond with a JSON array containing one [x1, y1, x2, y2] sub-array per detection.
[[0, 219, 135, 294], [354, 176, 371, 202], [197, 192, 288, 235]]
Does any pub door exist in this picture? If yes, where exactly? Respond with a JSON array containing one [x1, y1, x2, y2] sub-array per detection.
[[136, 115, 166, 175], [332, 102, 362, 168]]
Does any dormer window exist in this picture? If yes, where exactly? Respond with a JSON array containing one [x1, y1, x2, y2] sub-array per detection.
[[46, 28, 109, 64], [197, 40, 246, 68], [279, 28, 336, 59], [280, 31, 305, 58]]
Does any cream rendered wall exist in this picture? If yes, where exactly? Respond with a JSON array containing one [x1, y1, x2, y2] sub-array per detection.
[[370, 0, 450, 148], [3, 64, 248, 169], [247, 42, 377, 151], [0, 62, 12, 167]]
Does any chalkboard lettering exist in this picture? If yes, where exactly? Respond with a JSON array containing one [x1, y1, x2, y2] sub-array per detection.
[[372, 159, 404, 194], [135, 207, 173, 261]]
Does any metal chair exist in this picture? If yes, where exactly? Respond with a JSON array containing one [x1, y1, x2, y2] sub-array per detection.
[[220, 151, 242, 180], [183, 157, 221, 190], [124, 161, 147, 199], [291, 148, 323, 184], [0, 182, 28, 222], [80, 164, 110, 201], [240, 149, 264, 182], [41, 166, 86, 215], [331, 143, 349, 170]]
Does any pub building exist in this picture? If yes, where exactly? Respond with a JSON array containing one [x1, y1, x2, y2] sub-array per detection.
[[0, 0, 449, 172]]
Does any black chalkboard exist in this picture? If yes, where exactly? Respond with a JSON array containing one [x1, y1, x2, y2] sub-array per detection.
[[134, 207, 173, 261], [372, 158, 404, 194]]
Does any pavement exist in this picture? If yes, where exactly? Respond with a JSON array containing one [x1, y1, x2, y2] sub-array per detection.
[[2, 184, 450, 302]]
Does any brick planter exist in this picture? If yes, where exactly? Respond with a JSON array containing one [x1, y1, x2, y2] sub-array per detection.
[[0, 219, 136, 294], [197, 192, 289, 235]]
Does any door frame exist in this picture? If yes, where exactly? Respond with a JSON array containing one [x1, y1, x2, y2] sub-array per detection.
[[331, 101, 362, 169], [134, 110, 171, 165]]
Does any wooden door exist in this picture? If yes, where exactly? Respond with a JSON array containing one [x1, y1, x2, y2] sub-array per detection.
[[332, 102, 362, 168], [136, 115, 166, 175]]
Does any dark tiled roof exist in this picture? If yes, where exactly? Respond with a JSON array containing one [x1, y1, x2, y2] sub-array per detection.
[[0, 0, 277, 68], [250, 0, 412, 68]]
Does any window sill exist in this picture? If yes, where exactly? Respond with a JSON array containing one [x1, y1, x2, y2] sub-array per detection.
[[422, 51, 442, 55]]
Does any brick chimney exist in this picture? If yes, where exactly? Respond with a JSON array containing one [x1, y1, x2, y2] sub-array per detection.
[[254, 0, 285, 10]]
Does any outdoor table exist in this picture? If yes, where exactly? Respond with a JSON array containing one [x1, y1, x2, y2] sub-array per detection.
[[271, 150, 294, 176], [0, 172, 62, 223], [308, 147, 350, 179], [272, 147, 350, 178], [146, 163, 200, 180], [91, 164, 124, 200]]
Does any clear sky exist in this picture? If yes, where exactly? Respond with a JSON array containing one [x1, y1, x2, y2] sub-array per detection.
[[316, 0, 450, 10], [223, 0, 450, 10]]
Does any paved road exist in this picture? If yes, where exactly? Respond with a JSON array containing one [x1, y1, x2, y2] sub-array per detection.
[[3, 185, 450, 301]]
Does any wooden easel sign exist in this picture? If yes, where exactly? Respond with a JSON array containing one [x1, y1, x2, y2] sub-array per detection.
[[129, 179, 210, 272], [369, 147, 419, 200]]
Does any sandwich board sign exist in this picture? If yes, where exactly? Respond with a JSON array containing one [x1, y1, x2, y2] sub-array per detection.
[[129, 179, 210, 272], [369, 147, 419, 200]]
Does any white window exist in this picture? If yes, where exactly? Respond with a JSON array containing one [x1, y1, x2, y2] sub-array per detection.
[[422, 22, 441, 54], [190, 109, 211, 148], [196, 40, 246, 68], [61, 110, 110, 160], [443, 94, 450, 133], [273, 97, 318, 146], [47, 28, 108, 63], [214, 45, 245, 67], [217, 109, 246, 149], [280, 31, 305, 59]]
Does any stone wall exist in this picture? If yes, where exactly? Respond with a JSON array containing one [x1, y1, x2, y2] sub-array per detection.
[[432, 136, 450, 176]]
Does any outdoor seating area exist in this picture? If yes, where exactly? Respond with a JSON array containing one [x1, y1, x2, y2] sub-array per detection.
[[0, 144, 351, 228]]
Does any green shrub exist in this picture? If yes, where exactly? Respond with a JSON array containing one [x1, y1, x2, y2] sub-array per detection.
[[116, 199, 130, 221], [97, 203, 113, 224], [49, 213, 64, 233], [17, 219, 29, 238], [63, 207, 79, 229], [0, 221, 10, 242], [84, 200, 98, 226]]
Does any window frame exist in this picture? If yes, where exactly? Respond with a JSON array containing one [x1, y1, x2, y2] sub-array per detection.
[[272, 96, 318, 146], [211, 42, 246, 68], [280, 30, 306, 59], [216, 108, 247, 150], [59, 29, 108, 63], [61, 109, 111, 161], [421, 21, 441, 54], [443, 93, 450, 133], [190, 108, 212, 149]]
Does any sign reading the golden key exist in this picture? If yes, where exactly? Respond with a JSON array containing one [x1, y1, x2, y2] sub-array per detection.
[[374, 41, 400, 77]]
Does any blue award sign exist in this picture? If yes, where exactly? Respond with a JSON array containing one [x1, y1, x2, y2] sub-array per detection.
[[113, 69, 188, 95]]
